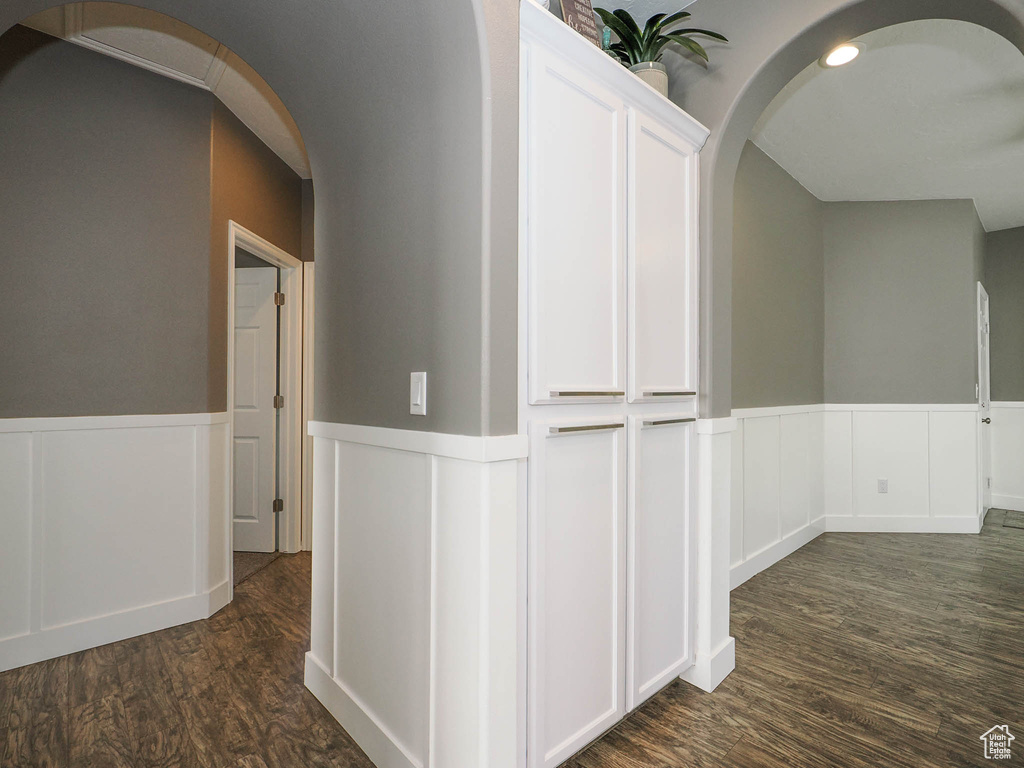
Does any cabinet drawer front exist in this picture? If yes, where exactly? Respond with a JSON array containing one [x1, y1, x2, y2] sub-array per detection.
[[627, 415, 696, 709], [628, 110, 699, 402], [524, 47, 627, 405], [528, 421, 626, 768]]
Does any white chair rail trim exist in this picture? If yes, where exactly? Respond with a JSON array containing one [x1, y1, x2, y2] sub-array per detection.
[[308, 421, 528, 463], [0, 411, 229, 433]]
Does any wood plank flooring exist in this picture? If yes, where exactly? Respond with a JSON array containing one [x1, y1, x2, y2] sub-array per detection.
[[565, 509, 1024, 768], [0, 553, 375, 768], [3, 512, 1022, 767]]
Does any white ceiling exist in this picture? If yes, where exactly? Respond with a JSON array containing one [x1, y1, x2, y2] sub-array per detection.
[[752, 19, 1024, 233], [21, 2, 310, 179]]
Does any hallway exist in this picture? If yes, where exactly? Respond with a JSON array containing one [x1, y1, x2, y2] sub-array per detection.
[[0, 554, 373, 768], [4, 515, 1022, 767], [567, 511, 1024, 767]]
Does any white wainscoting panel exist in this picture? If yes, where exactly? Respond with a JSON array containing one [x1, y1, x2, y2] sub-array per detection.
[[0, 413, 230, 673], [779, 413, 812, 538], [729, 420, 744, 570], [731, 407, 825, 590], [808, 411, 825, 529], [929, 411, 979, 519], [990, 402, 1024, 512], [305, 422, 527, 768], [741, 416, 781, 561], [851, 411, 930, 520], [0, 433, 33, 643], [335, 442, 431, 767], [823, 411, 853, 519], [731, 404, 981, 588]]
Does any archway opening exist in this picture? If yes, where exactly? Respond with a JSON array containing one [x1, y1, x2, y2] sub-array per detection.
[[0, 0, 512, 763], [725, 16, 1024, 763]]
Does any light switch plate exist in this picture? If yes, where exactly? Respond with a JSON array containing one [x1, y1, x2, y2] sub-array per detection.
[[410, 372, 427, 416]]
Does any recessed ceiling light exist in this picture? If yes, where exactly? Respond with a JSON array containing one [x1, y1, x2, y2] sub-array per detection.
[[820, 42, 863, 68]]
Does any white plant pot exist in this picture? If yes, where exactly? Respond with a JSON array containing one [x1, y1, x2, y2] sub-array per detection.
[[629, 61, 668, 97]]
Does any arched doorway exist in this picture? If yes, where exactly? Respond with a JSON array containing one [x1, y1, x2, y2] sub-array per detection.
[[669, 0, 1024, 419], [0, 1, 519, 766], [660, 0, 1024, 718]]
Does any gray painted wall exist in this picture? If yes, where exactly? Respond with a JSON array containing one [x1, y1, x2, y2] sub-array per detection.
[[733, 145, 987, 408], [0, 26, 213, 418], [984, 227, 1024, 401], [823, 200, 982, 404], [0, 26, 304, 418], [732, 142, 824, 408], [2, 0, 515, 437]]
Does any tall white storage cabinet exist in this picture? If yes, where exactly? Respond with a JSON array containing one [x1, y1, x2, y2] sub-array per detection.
[[520, 2, 709, 766]]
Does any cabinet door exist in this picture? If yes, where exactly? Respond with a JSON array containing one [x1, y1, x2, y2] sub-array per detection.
[[528, 420, 627, 768], [627, 415, 696, 710], [524, 45, 627, 404], [628, 109, 699, 402]]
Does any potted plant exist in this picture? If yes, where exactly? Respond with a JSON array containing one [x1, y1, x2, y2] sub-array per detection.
[[595, 7, 727, 97]]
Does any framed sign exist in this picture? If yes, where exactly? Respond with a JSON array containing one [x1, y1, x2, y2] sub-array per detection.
[[561, 0, 602, 47]]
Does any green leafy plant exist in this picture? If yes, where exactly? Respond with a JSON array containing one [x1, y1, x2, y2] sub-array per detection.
[[594, 8, 727, 66]]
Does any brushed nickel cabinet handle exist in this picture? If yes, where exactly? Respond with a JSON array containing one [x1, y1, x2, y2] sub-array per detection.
[[642, 390, 696, 397], [549, 423, 625, 435], [550, 390, 625, 398], [643, 417, 696, 427]]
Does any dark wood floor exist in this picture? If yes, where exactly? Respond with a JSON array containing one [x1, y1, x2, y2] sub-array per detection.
[[0, 553, 375, 768], [4, 512, 1023, 767], [567, 509, 1024, 768]]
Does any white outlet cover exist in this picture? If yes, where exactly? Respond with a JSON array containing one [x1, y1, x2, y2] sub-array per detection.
[[410, 372, 427, 416]]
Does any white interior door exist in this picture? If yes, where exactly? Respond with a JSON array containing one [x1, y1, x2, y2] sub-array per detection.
[[978, 282, 992, 514], [233, 266, 279, 553]]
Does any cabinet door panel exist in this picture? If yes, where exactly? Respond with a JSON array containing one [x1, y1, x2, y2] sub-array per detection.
[[528, 421, 626, 768], [525, 47, 627, 404], [628, 110, 699, 402], [627, 416, 695, 710]]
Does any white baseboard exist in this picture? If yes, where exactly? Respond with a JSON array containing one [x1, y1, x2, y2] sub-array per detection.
[[990, 494, 1024, 513], [0, 580, 229, 673], [730, 518, 825, 590], [679, 636, 735, 693], [825, 516, 982, 534], [305, 653, 419, 768]]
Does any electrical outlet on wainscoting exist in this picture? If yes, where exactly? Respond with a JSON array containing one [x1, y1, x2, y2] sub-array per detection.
[[877, 479, 888, 494]]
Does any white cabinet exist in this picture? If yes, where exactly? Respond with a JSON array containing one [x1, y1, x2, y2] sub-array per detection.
[[527, 422, 626, 768], [520, 2, 708, 766], [627, 416, 696, 709], [524, 45, 627, 405], [628, 111, 700, 403]]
